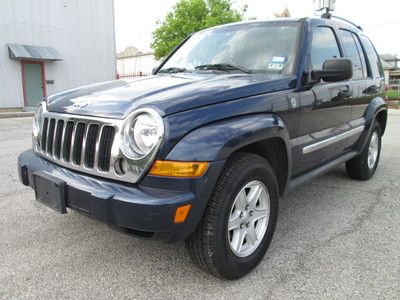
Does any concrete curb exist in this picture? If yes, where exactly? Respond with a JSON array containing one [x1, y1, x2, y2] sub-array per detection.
[[0, 112, 34, 119], [389, 109, 400, 115]]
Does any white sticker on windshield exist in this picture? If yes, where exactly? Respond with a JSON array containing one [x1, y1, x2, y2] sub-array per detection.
[[267, 63, 284, 70], [272, 56, 286, 63]]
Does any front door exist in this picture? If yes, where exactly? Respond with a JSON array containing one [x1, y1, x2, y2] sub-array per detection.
[[22, 62, 45, 107], [292, 25, 352, 176]]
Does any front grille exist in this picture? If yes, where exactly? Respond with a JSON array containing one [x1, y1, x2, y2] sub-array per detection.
[[34, 104, 163, 184], [40, 117, 115, 172]]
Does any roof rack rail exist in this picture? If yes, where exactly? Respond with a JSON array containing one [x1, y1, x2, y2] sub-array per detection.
[[322, 14, 363, 30]]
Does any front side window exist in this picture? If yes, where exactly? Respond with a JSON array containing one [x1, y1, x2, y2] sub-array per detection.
[[160, 22, 300, 75], [339, 29, 366, 79], [311, 27, 341, 70]]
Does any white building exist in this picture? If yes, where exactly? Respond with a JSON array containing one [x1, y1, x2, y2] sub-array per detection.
[[0, 0, 117, 109], [117, 53, 157, 77]]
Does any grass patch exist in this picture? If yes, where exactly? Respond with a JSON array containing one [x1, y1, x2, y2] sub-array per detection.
[[386, 89, 400, 100]]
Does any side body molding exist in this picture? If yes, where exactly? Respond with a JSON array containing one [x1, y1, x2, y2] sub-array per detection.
[[166, 114, 291, 163]]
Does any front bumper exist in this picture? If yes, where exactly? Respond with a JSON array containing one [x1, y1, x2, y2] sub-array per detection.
[[18, 150, 224, 242]]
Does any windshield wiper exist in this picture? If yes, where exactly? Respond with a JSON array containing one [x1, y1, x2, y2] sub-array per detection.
[[159, 67, 190, 74], [195, 63, 251, 74]]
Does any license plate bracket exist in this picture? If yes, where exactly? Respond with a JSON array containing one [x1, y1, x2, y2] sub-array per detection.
[[33, 172, 67, 214]]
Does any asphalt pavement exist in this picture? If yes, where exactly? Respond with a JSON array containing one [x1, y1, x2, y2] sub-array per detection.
[[0, 112, 399, 299]]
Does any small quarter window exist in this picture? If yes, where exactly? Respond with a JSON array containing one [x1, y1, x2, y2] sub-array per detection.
[[311, 27, 341, 70], [339, 29, 365, 79], [351, 33, 368, 78], [360, 35, 384, 78]]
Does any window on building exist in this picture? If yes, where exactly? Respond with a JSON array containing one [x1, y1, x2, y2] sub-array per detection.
[[339, 29, 366, 79], [311, 27, 341, 70]]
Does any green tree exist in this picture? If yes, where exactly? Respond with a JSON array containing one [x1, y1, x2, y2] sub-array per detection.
[[151, 0, 246, 60]]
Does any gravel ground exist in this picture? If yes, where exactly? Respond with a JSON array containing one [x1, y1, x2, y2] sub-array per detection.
[[0, 112, 399, 299]]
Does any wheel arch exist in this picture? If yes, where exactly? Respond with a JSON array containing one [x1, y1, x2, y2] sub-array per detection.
[[364, 96, 388, 133], [358, 96, 388, 152], [235, 137, 288, 196], [166, 113, 292, 195]]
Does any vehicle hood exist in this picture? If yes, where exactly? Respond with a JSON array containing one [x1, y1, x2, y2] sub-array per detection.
[[46, 73, 297, 119]]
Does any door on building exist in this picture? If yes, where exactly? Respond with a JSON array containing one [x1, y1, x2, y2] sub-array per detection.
[[22, 62, 46, 107]]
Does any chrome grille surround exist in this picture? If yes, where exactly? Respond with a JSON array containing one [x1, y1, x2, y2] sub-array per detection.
[[32, 101, 164, 183]]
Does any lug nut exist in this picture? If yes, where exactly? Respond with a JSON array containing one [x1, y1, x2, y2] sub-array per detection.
[[246, 222, 250, 228], [239, 212, 243, 218], [240, 223, 244, 229], [245, 205, 249, 211], [250, 211, 253, 216]]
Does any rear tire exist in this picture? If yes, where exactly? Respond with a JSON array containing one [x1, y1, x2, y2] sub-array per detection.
[[346, 122, 381, 180], [185, 152, 279, 279]]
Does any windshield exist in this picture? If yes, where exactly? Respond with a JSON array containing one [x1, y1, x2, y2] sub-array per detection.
[[160, 21, 300, 75]]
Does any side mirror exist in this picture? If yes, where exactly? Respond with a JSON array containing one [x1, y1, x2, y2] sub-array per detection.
[[311, 58, 353, 82]]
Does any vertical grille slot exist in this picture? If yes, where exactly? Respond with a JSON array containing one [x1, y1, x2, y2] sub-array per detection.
[[54, 120, 64, 159], [84, 124, 99, 168], [63, 121, 74, 162], [46, 119, 56, 155], [72, 123, 86, 165], [98, 126, 115, 171], [41, 118, 49, 152]]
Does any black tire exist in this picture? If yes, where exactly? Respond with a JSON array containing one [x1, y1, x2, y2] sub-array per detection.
[[185, 152, 279, 279], [346, 122, 382, 180]]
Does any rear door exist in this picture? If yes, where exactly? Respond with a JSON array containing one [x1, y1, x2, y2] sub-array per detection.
[[294, 25, 352, 176], [350, 34, 385, 121], [337, 29, 373, 148]]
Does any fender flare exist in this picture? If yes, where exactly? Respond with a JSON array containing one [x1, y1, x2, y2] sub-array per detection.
[[166, 113, 291, 168], [357, 96, 388, 152]]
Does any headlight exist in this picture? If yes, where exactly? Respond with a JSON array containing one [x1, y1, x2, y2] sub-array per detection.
[[32, 103, 44, 137], [122, 109, 164, 158]]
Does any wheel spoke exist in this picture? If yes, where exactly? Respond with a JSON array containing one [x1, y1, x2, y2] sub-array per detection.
[[252, 207, 268, 221], [247, 184, 262, 207], [246, 227, 257, 245], [231, 228, 246, 252], [235, 189, 247, 211], [228, 212, 241, 231]]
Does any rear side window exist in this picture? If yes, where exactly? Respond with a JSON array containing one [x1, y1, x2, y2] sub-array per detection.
[[359, 35, 384, 78], [339, 29, 366, 79], [311, 27, 341, 70]]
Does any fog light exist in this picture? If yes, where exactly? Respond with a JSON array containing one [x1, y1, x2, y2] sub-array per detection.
[[174, 204, 192, 223], [114, 158, 129, 175]]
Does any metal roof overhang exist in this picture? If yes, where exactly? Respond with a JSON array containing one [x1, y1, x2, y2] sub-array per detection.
[[7, 43, 62, 61]]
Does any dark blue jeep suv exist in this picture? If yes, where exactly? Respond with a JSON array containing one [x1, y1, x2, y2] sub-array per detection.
[[18, 16, 388, 279]]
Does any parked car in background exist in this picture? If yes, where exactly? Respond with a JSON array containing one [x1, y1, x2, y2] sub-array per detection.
[[18, 16, 387, 279]]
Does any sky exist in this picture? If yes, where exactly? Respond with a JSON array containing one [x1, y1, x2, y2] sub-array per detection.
[[114, 0, 400, 56]]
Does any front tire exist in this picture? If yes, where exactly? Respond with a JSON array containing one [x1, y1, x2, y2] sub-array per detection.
[[346, 122, 382, 180], [185, 153, 279, 279]]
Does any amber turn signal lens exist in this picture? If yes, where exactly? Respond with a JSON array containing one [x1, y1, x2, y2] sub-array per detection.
[[174, 204, 192, 223], [149, 160, 209, 178]]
